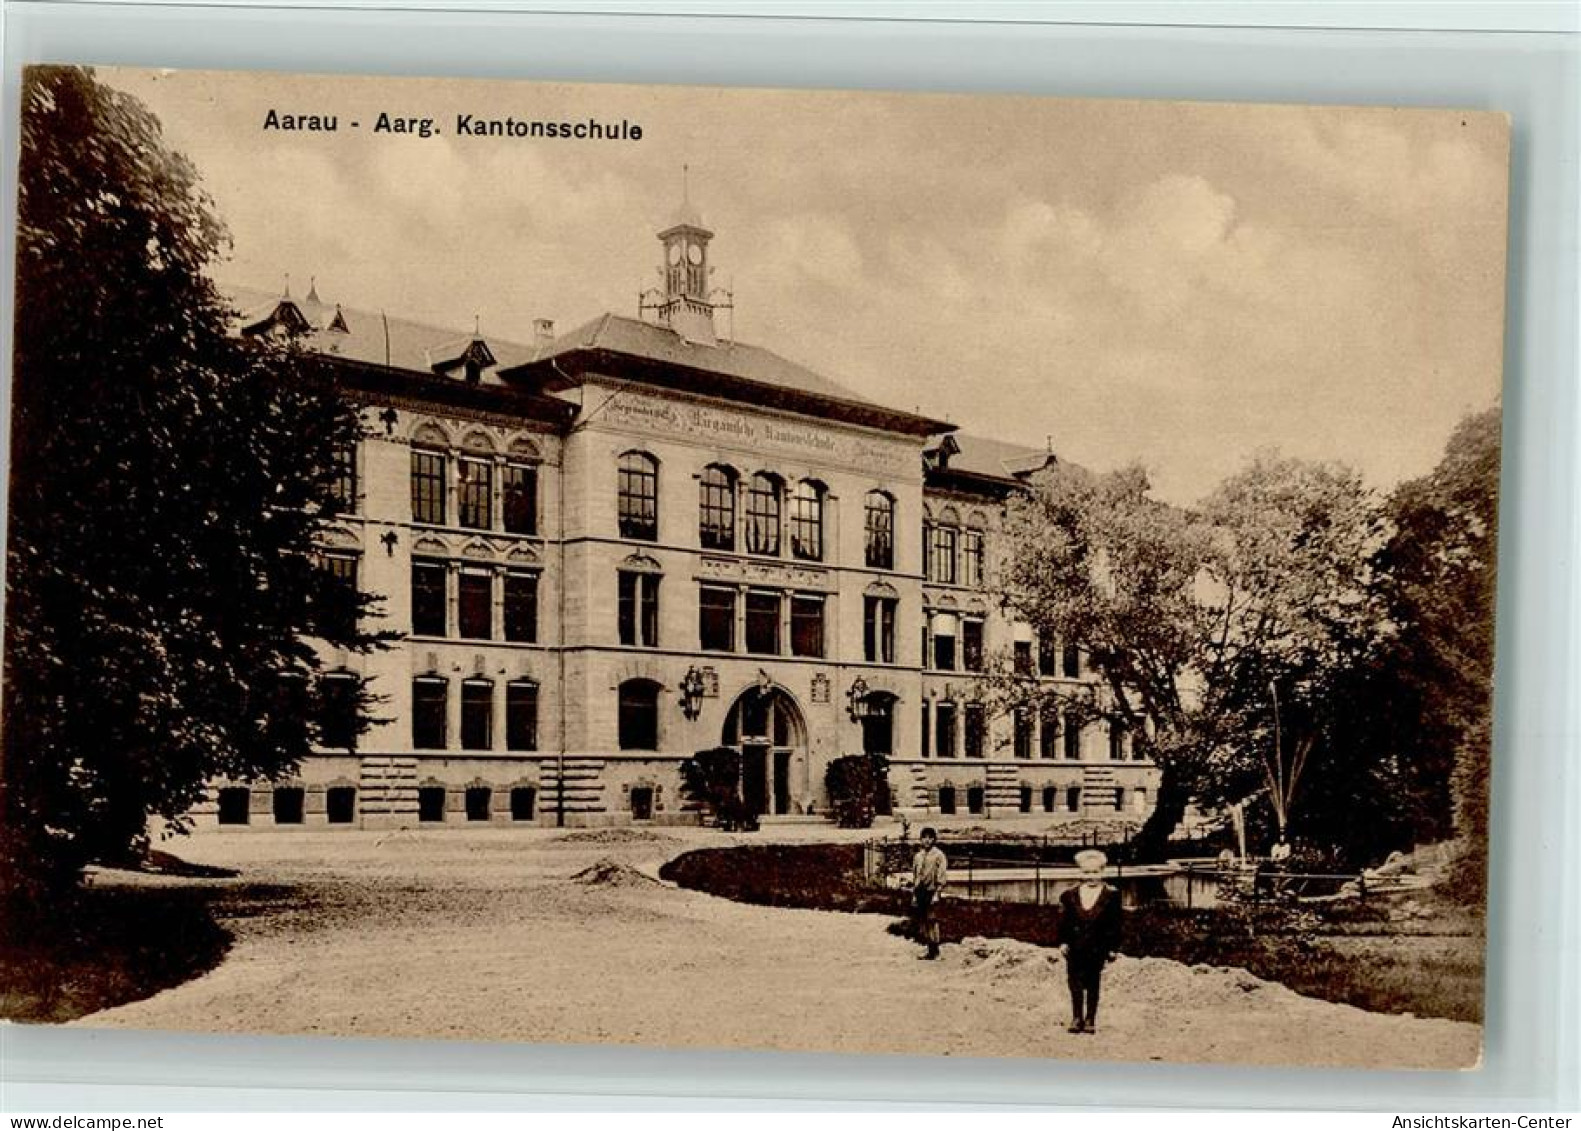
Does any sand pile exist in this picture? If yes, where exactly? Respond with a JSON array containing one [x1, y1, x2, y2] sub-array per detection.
[[569, 858, 661, 887], [949, 936, 1303, 1011], [553, 828, 679, 846]]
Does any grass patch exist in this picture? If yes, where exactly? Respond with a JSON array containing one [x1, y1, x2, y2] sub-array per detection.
[[661, 843, 1486, 1024]]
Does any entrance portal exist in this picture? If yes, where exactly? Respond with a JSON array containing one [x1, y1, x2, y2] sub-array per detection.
[[722, 685, 807, 817]]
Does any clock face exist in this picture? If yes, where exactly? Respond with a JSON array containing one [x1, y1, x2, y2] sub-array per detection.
[[687, 242, 704, 265], [667, 243, 682, 265]]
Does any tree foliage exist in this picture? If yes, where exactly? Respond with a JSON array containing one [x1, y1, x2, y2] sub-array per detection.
[[994, 454, 1386, 859], [2, 66, 386, 904], [1379, 407, 1501, 896], [996, 414, 1499, 874]]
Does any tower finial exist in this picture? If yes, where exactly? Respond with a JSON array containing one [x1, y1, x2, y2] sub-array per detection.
[[682, 163, 690, 206], [306, 275, 320, 303], [474, 313, 481, 337], [282, 273, 290, 299]]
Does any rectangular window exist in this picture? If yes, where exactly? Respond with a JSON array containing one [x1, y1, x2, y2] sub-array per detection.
[[317, 672, 359, 750], [503, 572, 538, 643], [699, 585, 736, 652], [1040, 706, 1060, 759], [920, 701, 931, 758], [935, 702, 957, 759], [790, 594, 825, 658], [1013, 640, 1034, 676], [507, 682, 539, 751], [330, 442, 357, 512], [411, 449, 446, 525], [931, 625, 956, 672], [315, 552, 359, 639], [619, 572, 660, 647], [1013, 709, 1033, 759], [412, 678, 447, 749], [502, 463, 538, 535], [929, 525, 957, 585], [962, 620, 985, 672], [461, 680, 493, 750], [962, 529, 984, 588], [458, 569, 493, 640], [1063, 643, 1082, 679], [458, 458, 493, 530], [1065, 715, 1083, 760], [1038, 634, 1058, 677], [1109, 721, 1126, 761], [863, 596, 897, 664], [964, 703, 986, 758], [411, 560, 447, 636], [745, 590, 781, 655]]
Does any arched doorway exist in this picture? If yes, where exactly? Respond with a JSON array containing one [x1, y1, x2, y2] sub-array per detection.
[[722, 683, 807, 817]]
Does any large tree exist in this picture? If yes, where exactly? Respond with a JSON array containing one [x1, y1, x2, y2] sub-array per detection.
[[995, 454, 1385, 859], [2, 66, 385, 905], [1378, 407, 1501, 895]]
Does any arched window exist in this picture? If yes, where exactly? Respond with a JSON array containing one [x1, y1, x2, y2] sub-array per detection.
[[699, 465, 737, 551], [618, 679, 661, 750], [865, 491, 895, 570], [745, 472, 782, 556], [617, 451, 659, 541], [790, 480, 825, 562]]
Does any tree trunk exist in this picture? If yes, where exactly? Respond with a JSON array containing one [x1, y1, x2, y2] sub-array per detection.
[[1131, 759, 1190, 862]]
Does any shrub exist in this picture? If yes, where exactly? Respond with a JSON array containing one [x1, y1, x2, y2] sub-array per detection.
[[825, 754, 890, 828], [678, 746, 757, 832]]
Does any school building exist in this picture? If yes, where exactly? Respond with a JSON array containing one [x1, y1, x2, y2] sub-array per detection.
[[200, 197, 1160, 829]]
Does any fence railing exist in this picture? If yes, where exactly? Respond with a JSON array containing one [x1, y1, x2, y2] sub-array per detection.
[[865, 840, 1371, 909]]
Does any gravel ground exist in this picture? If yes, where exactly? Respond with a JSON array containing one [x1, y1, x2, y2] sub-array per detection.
[[75, 827, 1482, 1069]]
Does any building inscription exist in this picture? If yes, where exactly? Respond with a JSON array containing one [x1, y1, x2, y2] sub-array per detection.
[[601, 390, 913, 474]]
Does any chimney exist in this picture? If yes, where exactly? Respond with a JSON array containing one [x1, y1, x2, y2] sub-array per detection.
[[533, 318, 555, 342]]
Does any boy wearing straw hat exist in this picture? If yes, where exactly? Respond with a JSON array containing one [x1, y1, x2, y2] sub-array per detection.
[[1057, 848, 1123, 1033]]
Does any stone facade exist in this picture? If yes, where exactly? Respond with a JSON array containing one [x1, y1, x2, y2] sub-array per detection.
[[195, 208, 1159, 831]]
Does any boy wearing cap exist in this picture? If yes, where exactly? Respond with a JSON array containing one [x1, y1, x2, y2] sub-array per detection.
[[1057, 848, 1122, 1033], [910, 827, 948, 960]]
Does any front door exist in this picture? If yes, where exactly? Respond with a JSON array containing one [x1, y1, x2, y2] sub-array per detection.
[[723, 685, 808, 818], [742, 743, 770, 816], [772, 750, 792, 816]]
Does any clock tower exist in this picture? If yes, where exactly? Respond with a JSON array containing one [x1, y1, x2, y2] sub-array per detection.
[[645, 178, 722, 345]]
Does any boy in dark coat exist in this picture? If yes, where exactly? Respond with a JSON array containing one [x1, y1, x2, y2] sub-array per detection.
[[1057, 848, 1123, 1033]]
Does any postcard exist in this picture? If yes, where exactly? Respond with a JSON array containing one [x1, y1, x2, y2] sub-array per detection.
[[2, 66, 1509, 1069]]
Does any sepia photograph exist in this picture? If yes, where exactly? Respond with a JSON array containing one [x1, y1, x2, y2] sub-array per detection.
[[1, 64, 1510, 1071]]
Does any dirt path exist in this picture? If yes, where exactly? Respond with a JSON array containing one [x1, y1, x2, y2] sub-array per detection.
[[76, 828, 1481, 1069]]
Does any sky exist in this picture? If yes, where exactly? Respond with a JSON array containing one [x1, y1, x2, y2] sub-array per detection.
[[101, 67, 1510, 505]]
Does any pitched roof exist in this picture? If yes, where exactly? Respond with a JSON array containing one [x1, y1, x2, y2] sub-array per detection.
[[226, 285, 574, 427], [228, 286, 541, 374], [505, 313, 950, 438], [930, 432, 1056, 483], [228, 287, 951, 439]]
